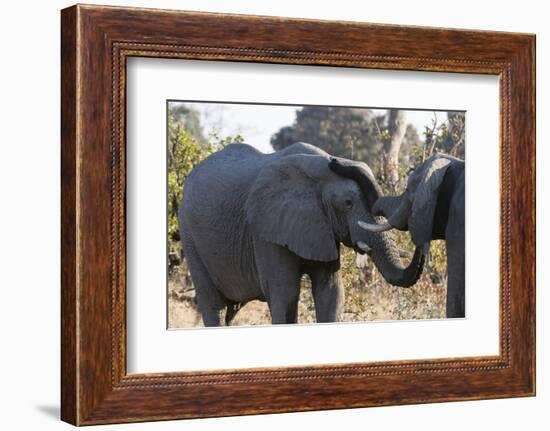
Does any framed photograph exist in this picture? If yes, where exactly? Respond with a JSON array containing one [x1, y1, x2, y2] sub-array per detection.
[[61, 4, 535, 425]]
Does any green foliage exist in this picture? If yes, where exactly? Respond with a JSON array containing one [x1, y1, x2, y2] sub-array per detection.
[[167, 113, 210, 259], [208, 132, 245, 148], [409, 112, 465, 166]]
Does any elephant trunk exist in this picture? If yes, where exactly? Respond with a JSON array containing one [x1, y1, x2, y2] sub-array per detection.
[[368, 228, 426, 287]]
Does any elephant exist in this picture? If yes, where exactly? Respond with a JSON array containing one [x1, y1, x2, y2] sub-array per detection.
[[179, 142, 426, 326], [329, 153, 465, 318]]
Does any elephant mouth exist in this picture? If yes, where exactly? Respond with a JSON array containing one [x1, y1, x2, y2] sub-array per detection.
[[354, 241, 372, 255]]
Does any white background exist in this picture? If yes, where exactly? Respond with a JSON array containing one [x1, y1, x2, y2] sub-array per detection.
[[127, 59, 499, 373], [0, 0, 547, 430]]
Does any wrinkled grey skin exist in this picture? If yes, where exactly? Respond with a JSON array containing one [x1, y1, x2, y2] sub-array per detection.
[[331, 154, 465, 318], [179, 143, 426, 326]]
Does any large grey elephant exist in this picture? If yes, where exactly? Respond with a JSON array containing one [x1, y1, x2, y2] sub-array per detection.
[[179, 142, 426, 326], [329, 154, 465, 318]]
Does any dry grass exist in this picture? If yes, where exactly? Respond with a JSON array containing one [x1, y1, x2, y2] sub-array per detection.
[[167, 238, 447, 328]]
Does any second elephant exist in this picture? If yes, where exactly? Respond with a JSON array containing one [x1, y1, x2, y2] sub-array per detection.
[[330, 154, 465, 318]]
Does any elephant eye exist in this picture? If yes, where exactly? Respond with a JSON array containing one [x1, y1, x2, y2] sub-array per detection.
[[344, 198, 354, 209]]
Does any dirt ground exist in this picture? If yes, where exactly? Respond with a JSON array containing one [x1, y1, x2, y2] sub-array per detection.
[[168, 281, 318, 328], [167, 250, 447, 328]]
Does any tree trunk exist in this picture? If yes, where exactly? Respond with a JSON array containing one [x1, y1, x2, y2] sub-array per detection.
[[383, 110, 406, 192]]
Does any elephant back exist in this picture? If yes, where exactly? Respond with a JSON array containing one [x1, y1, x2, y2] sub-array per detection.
[[181, 144, 266, 223]]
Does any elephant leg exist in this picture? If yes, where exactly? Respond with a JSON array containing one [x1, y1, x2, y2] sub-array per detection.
[[253, 239, 301, 324], [183, 239, 228, 326], [308, 261, 344, 323], [444, 179, 465, 318], [224, 301, 243, 326], [445, 238, 465, 318]]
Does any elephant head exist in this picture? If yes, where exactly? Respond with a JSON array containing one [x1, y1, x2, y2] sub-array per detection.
[[356, 154, 453, 249], [245, 151, 425, 287]]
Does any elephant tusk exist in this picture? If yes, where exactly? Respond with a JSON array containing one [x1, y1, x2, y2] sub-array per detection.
[[358, 220, 394, 233], [356, 241, 372, 252]]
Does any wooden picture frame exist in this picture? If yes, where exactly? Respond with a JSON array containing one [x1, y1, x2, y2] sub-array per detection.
[[61, 4, 535, 425]]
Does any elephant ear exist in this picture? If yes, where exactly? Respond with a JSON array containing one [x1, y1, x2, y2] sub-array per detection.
[[409, 156, 452, 247], [245, 154, 338, 262]]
